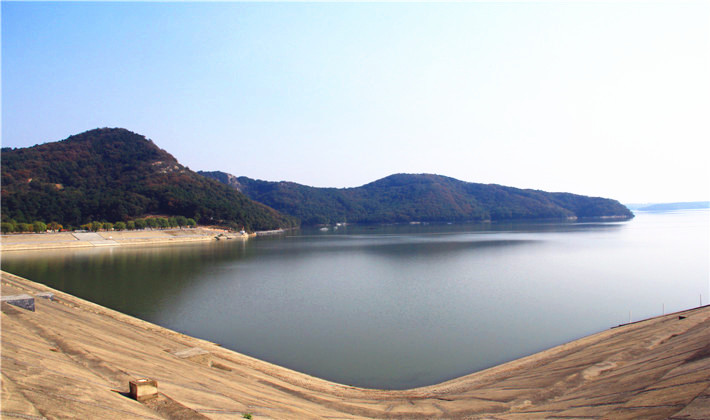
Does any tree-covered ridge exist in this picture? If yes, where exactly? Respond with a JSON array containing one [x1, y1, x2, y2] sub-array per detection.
[[1, 128, 295, 231], [201, 172, 633, 225]]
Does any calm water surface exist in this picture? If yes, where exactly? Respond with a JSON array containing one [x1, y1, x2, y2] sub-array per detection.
[[2, 210, 708, 389]]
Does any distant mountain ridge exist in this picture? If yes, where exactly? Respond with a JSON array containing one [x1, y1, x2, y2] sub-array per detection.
[[1, 128, 295, 231], [200, 171, 634, 225], [627, 201, 710, 211]]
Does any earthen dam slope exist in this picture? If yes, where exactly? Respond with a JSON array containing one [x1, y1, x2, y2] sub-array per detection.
[[2, 271, 709, 419]]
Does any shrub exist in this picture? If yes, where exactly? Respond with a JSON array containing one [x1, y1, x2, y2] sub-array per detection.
[[33, 221, 47, 233], [48, 221, 63, 231]]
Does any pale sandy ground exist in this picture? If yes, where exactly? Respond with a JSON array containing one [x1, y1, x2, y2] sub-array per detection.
[[0, 228, 242, 252], [2, 270, 710, 419]]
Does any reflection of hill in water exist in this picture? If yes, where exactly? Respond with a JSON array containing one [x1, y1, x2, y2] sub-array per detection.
[[3, 220, 628, 317], [1, 241, 249, 320]]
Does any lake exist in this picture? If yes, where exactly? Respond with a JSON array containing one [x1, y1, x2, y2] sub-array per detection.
[[2, 210, 708, 389]]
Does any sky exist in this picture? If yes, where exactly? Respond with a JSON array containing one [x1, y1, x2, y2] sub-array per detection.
[[2, 1, 709, 204]]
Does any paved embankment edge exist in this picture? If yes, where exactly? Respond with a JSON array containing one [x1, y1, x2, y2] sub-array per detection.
[[0, 228, 248, 252], [2, 270, 710, 419]]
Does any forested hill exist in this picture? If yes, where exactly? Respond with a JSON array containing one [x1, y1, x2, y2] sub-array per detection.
[[200, 171, 634, 225], [1, 128, 295, 231]]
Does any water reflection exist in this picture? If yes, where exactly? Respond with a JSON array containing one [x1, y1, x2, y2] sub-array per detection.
[[2, 211, 707, 389], [2, 242, 248, 318]]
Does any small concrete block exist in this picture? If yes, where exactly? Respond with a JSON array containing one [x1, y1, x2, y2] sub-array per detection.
[[1, 294, 35, 311], [172, 347, 209, 359], [36, 292, 55, 301], [129, 378, 158, 401], [172, 347, 212, 366]]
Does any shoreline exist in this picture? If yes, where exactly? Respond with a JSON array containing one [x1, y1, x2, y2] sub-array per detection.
[[2, 270, 709, 418], [0, 227, 248, 252]]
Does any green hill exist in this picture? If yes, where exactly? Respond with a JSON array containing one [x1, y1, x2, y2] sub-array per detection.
[[1, 128, 295, 231], [200, 171, 634, 225]]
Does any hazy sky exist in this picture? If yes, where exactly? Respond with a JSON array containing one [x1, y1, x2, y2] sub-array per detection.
[[2, 1, 708, 203]]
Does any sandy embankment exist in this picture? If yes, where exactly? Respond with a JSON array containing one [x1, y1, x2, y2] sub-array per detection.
[[2, 271, 710, 419], [0, 228, 246, 252]]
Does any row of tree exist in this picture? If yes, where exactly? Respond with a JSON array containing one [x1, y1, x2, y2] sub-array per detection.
[[1, 221, 55, 234], [1, 216, 197, 234]]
